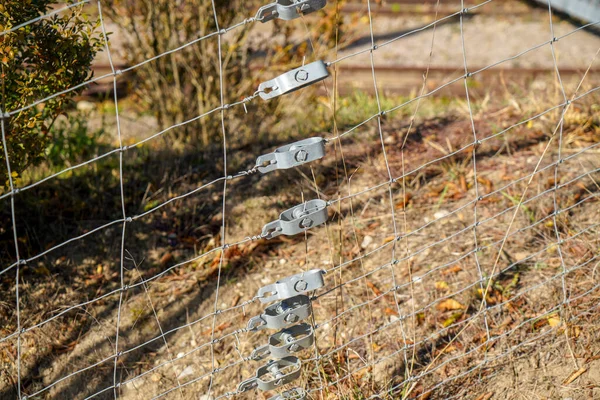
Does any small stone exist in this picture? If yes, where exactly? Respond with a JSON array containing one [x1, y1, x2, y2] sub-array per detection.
[[177, 352, 184, 359], [178, 366, 194, 379], [515, 252, 529, 261], [151, 373, 161, 382], [41, 366, 53, 377], [279, 258, 287, 265], [124, 380, 141, 391], [384, 135, 396, 145], [434, 210, 449, 219], [361, 235, 374, 249], [76, 100, 95, 112]]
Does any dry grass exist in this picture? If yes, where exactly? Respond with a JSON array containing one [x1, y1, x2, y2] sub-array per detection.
[[1, 68, 599, 400]]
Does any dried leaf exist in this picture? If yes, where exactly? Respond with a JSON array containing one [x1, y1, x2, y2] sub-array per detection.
[[437, 299, 465, 311], [209, 252, 221, 268], [395, 193, 412, 210], [352, 370, 366, 381], [441, 345, 456, 353], [366, 281, 382, 296], [475, 393, 493, 400], [382, 236, 395, 244], [34, 265, 51, 276], [442, 265, 462, 275], [459, 175, 468, 192], [202, 322, 232, 336], [435, 281, 449, 290], [563, 367, 587, 385], [159, 252, 173, 267], [585, 353, 600, 363], [417, 390, 432, 400], [547, 315, 560, 327], [476, 288, 496, 304], [442, 311, 464, 327], [384, 307, 399, 316], [477, 177, 493, 192], [533, 318, 548, 330]]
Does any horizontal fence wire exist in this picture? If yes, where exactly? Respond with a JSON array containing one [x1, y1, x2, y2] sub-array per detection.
[[1, 0, 599, 399]]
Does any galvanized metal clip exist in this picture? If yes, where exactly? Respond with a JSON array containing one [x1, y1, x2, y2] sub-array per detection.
[[256, 137, 326, 174], [261, 199, 328, 240], [256, 0, 327, 23], [258, 269, 325, 303], [237, 356, 302, 392], [248, 295, 312, 331], [251, 323, 314, 360], [267, 388, 307, 400], [259, 60, 329, 100]]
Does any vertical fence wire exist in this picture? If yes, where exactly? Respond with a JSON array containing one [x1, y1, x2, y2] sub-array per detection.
[[1, 0, 599, 399]]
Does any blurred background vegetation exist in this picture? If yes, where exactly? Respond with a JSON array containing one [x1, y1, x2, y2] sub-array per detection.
[[0, 0, 345, 191]]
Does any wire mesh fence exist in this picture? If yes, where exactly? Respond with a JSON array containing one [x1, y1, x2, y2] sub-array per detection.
[[1, 0, 599, 399]]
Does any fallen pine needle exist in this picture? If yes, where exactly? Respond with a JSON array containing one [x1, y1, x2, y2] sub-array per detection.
[[563, 367, 587, 385]]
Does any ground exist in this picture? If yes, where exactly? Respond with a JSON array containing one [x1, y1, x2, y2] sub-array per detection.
[[1, 1, 600, 400]]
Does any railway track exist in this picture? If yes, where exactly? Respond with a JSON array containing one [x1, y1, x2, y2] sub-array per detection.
[[82, 0, 598, 98], [84, 63, 599, 98], [342, 0, 534, 16]]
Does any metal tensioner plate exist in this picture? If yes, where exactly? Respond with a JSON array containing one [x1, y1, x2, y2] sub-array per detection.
[[256, 0, 327, 23], [256, 137, 326, 174], [247, 295, 312, 331], [261, 199, 328, 240], [237, 356, 302, 392], [258, 269, 325, 303], [267, 388, 307, 400], [251, 323, 314, 360], [258, 60, 329, 100]]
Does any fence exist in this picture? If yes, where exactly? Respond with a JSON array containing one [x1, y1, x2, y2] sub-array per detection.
[[1, 0, 599, 399]]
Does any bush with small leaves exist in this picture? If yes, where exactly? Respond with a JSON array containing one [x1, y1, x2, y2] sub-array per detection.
[[0, 0, 104, 189]]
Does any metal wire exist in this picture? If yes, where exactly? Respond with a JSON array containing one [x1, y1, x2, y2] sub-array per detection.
[[2, 1, 599, 399]]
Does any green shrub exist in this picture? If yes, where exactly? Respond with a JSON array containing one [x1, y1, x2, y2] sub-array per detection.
[[103, 0, 263, 146], [0, 0, 104, 189], [46, 109, 106, 171], [102, 0, 344, 148]]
